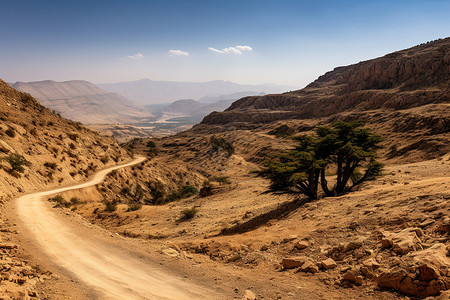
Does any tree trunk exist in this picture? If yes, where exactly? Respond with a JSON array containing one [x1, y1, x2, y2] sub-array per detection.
[[320, 169, 335, 196]]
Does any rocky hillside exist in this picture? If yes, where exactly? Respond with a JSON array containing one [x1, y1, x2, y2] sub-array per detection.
[[12, 80, 154, 124], [202, 38, 449, 125], [0, 79, 129, 297]]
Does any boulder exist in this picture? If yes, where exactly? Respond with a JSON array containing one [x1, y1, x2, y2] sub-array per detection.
[[243, 290, 256, 300], [381, 228, 423, 255], [299, 260, 319, 273], [343, 270, 363, 285], [282, 235, 298, 243], [295, 240, 309, 250], [281, 256, 308, 269], [321, 258, 337, 270], [362, 258, 381, 270], [376, 244, 450, 298], [343, 240, 363, 252], [162, 248, 180, 257]]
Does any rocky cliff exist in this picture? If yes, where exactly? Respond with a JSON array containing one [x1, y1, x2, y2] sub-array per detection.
[[201, 38, 450, 125]]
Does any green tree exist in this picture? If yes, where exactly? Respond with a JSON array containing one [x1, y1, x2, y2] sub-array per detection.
[[259, 121, 383, 200]]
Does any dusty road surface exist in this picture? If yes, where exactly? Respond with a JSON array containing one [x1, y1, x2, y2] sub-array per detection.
[[15, 156, 223, 300]]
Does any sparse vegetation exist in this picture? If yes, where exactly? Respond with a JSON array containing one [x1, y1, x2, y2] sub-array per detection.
[[48, 195, 69, 208], [210, 136, 234, 157], [5, 128, 15, 138], [213, 176, 231, 184], [167, 185, 198, 202], [180, 207, 197, 220], [127, 203, 142, 212], [146, 180, 166, 204], [146, 141, 156, 148], [48, 195, 83, 208], [199, 180, 213, 197], [104, 200, 118, 212], [259, 121, 383, 199], [44, 162, 57, 169], [4, 154, 31, 173], [268, 124, 295, 137]]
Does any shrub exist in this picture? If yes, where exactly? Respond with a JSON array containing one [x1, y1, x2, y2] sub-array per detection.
[[146, 141, 156, 148], [146, 180, 166, 204], [127, 203, 142, 212], [268, 124, 295, 137], [210, 136, 234, 157], [68, 133, 79, 141], [167, 185, 198, 202], [100, 156, 109, 164], [5, 154, 31, 173], [5, 128, 15, 138], [104, 201, 117, 212], [213, 176, 231, 184], [199, 181, 213, 197], [44, 162, 57, 169], [48, 195, 70, 208], [180, 207, 197, 220], [70, 197, 82, 205]]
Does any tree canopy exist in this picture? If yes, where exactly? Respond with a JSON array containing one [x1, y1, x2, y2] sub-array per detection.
[[259, 121, 383, 200]]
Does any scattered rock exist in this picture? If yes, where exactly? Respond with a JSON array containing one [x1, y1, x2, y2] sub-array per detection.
[[321, 258, 337, 270], [299, 260, 319, 273], [227, 254, 242, 263], [282, 235, 298, 243], [162, 248, 180, 257], [362, 258, 380, 270], [343, 240, 363, 252], [243, 290, 256, 300], [381, 228, 423, 255], [343, 270, 363, 286], [295, 240, 309, 250], [281, 256, 308, 269]]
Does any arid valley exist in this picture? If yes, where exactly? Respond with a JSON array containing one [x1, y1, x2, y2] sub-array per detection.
[[0, 2, 449, 300]]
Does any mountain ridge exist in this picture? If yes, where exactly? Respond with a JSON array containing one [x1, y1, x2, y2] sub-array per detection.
[[12, 80, 154, 124], [98, 79, 294, 105], [201, 37, 449, 125]]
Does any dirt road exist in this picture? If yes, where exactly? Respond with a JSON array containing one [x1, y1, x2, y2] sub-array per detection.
[[15, 156, 222, 299]]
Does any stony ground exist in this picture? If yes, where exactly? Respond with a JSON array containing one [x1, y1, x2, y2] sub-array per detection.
[[47, 135, 449, 299]]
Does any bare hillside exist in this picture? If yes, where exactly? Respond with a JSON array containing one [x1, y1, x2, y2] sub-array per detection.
[[0, 79, 129, 297], [12, 80, 154, 124]]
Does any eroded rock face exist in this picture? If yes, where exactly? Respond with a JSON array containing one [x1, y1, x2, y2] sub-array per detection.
[[201, 38, 450, 126], [381, 228, 423, 255], [376, 243, 450, 297]]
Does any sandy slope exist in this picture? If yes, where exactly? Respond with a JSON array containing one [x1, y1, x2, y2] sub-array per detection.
[[15, 156, 221, 300]]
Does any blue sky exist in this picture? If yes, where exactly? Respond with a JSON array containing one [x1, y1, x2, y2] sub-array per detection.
[[1, 0, 449, 87]]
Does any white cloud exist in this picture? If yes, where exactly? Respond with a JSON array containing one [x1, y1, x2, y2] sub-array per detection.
[[168, 49, 189, 56], [235, 45, 253, 51], [208, 45, 253, 55], [208, 47, 224, 54], [127, 53, 144, 59]]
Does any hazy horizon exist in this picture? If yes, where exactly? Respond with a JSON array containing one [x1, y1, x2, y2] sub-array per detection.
[[1, 0, 449, 87]]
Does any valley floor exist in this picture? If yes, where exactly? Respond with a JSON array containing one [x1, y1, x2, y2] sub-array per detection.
[[3, 152, 448, 299]]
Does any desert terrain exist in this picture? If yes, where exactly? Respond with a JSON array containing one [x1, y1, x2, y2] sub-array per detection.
[[0, 37, 448, 299]]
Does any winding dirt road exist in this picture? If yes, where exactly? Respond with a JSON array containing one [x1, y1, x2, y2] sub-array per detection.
[[15, 156, 222, 299]]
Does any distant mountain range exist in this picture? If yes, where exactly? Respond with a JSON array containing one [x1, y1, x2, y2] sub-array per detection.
[[12, 80, 154, 124], [98, 79, 295, 105]]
